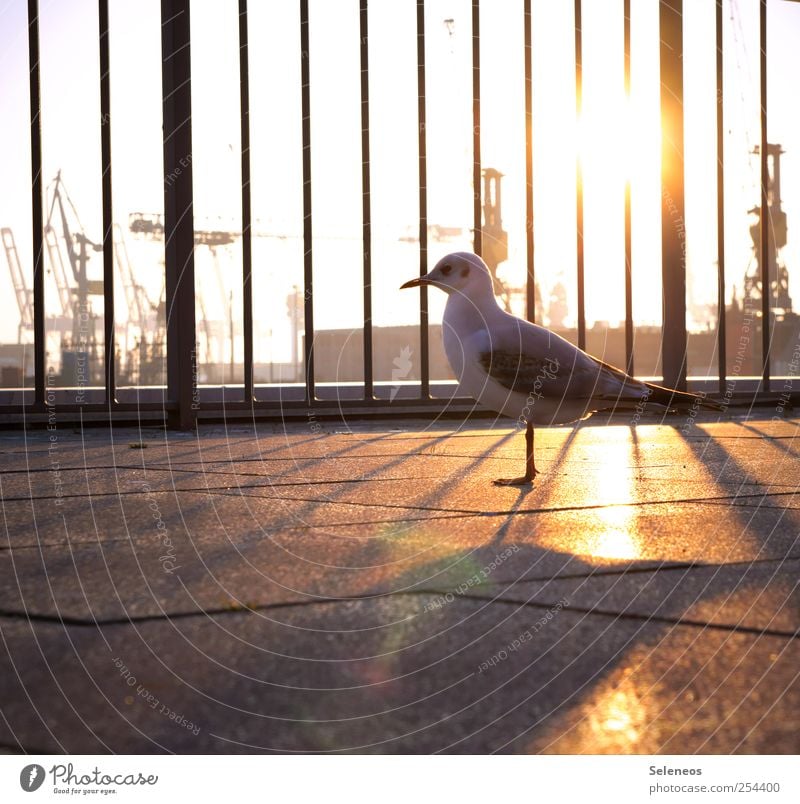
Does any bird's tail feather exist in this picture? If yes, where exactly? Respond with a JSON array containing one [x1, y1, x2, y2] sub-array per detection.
[[641, 381, 723, 411], [591, 354, 722, 410]]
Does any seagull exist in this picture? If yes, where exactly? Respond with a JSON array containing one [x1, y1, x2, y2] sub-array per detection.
[[401, 251, 717, 485]]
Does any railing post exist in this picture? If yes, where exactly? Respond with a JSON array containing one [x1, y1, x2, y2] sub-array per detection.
[[161, 0, 197, 429], [99, 0, 115, 404], [472, 0, 481, 258], [716, 0, 726, 395], [759, 0, 770, 391], [360, 0, 374, 400], [624, 0, 634, 376], [575, 0, 585, 351], [417, 0, 430, 399], [659, 0, 687, 391], [300, 0, 315, 404], [28, 0, 45, 406], [524, 0, 535, 323], [239, 0, 254, 402]]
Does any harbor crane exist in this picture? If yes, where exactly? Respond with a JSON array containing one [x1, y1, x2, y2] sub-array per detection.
[[0, 228, 34, 343]]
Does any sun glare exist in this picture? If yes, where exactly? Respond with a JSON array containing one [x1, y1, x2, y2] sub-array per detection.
[[578, 93, 663, 185]]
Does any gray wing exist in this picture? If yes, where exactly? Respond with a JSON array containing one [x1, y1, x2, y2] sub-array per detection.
[[475, 316, 645, 399]]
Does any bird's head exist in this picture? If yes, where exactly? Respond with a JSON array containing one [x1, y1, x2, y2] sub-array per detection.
[[400, 252, 495, 299]]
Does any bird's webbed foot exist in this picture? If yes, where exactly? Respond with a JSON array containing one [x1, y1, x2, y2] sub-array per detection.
[[493, 470, 538, 487]]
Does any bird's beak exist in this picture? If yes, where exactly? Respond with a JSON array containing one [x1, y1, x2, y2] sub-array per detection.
[[400, 276, 431, 290]]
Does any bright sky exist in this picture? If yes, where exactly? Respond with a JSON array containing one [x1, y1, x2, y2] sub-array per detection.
[[0, 0, 799, 371]]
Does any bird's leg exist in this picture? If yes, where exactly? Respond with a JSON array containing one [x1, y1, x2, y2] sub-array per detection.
[[494, 420, 539, 486]]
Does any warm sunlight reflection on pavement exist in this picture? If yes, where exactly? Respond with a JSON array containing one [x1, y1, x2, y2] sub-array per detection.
[[534, 671, 655, 754], [589, 678, 649, 750], [539, 426, 642, 564]]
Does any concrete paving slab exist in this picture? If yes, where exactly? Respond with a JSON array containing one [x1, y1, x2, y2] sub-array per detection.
[[0, 596, 796, 754], [6, 420, 799, 506], [1, 417, 798, 754], [477, 558, 800, 634], [2, 492, 797, 621], [524, 623, 800, 754]]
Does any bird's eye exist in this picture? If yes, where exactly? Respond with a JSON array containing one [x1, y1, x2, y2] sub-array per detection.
[[440, 264, 452, 276], [460, 266, 470, 277]]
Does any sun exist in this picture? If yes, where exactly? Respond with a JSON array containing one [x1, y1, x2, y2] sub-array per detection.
[[577, 94, 661, 186]]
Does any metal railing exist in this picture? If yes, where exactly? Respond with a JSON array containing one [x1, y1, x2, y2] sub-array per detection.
[[1, 0, 792, 427]]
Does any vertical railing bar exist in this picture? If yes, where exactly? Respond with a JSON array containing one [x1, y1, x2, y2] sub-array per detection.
[[716, 0, 726, 395], [161, 0, 197, 430], [239, 0, 254, 401], [759, 0, 770, 391], [623, 0, 634, 376], [524, 0, 534, 323], [575, 0, 585, 351], [99, 0, 115, 405], [417, 0, 430, 399], [659, 0, 687, 391], [472, 0, 481, 257], [28, 0, 45, 406], [300, 0, 315, 403], [360, 0, 373, 400]]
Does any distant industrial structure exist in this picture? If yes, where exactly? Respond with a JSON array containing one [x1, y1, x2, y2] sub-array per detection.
[[724, 143, 796, 375], [1, 172, 164, 388]]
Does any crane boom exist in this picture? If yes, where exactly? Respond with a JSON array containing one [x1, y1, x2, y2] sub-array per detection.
[[44, 225, 74, 317], [113, 224, 146, 329], [1, 227, 34, 335]]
